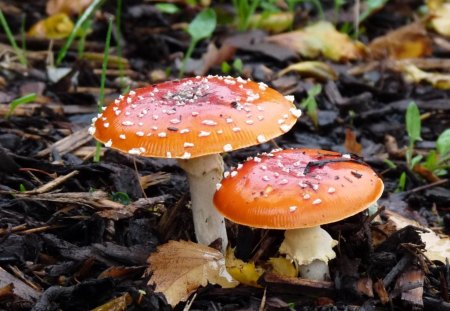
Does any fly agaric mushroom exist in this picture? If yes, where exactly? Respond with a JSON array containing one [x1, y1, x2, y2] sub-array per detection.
[[214, 148, 384, 279], [89, 75, 301, 251]]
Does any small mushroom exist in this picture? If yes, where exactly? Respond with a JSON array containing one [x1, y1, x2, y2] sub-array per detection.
[[214, 148, 384, 279], [89, 75, 301, 251]]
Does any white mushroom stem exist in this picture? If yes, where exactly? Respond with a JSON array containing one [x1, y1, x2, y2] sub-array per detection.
[[279, 226, 338, 281], [177, 154, 228, 252]]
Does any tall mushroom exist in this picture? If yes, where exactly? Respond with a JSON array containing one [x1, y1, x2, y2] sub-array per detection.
[[214, 148, 384, 279], [89, 75, 301, 251]]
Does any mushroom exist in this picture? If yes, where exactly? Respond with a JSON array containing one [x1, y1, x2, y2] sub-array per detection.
[[89, 75, 301, 251], [214, 148, 384, 279]]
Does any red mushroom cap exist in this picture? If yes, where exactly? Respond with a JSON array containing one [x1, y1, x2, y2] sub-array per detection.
[[90, 76, 301, 159], [214, 148, 384, 229]]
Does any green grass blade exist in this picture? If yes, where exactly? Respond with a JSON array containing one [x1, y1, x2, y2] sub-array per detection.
[[0, 9, 27, 66], [93, 17, 114, 163], [6, 93, 37, 119], [56, 0, 105, 66]]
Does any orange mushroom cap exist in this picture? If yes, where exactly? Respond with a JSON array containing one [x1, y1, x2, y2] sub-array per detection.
[[90, 76, 301, 159], [214, 148, 384, 229]]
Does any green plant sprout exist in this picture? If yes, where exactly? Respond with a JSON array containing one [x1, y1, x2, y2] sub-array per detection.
[[6, 93, 37, 119], [405, 101, 422, 169], [0, 9, 27, 66], [179, 8, 217, 78], [396, 171, 407, 192], [421, 129, 450, 176], [221, 58, 243, 74], [299, 84, 321, 127], [155, 3, 180, 14], [111, 191, 131, 205], [56, 0, 105, 66], [232, 0, 262, 31], [93, 17, 113, 163], [77, 17, 93, 58]]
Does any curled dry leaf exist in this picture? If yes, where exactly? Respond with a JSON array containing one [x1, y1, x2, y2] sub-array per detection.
[[344, 128, 362, 156], [148, 240, 238, 307], [267, 21, 365, 62], [27, 13, 74, 40], [428, 1, 450, 37], [278, 61, 337, 81], [402, 64, 450, 90], [46, 0, 94, 15], [382, 210, 450, 263], [248, 12, 294, 34], [368, 23, 432, 60]]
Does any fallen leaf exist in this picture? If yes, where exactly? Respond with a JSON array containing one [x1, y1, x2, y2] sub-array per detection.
[[249, 12, 294, 34], [267, 21, 365, 62], [402, 64, 450, 89], [46, 0, 94, 16], [268, 257, 297, 277], [225, 248, 264, 287], [368, 23, 431, 59], [277, 61, 337, 81], [344, 128, 363, 156], [395, 268, 424, 307], [28, 13, 74, 40], [383, 210, 450, 263], [148, 241, 238, 307], [91, 292, 132, 311], [428, 1, 450, 36]]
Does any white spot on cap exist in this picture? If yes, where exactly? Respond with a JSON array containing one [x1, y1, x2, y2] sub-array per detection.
[[199, 131, 211, 137], [262, 176, 270, 181], [226, 118, 233, 123], [122, 121, 134, 126], [202, 120, 217, 126], [224, 171, 230, 178], [223, 144, 233, 152], [129, 90, 136, 96], [257, 135, 267, 143], [280, 124, 291, 132], [128, 148, 142, 155], [231, 171, 238, 177], [105, 139, 112, 147], [246, 120, 254, 125], [216, 183, 222, 191], [328, 187, 336, 194], [180, 129, 190, 134], [119, 134, 126, 140], [342, 154, 351, 159], [289, 206, 297, 212], [290, 108, 302, 118], [312, 184, 319, 191], [285, 95, 295, 102], [279, 179, 289, 185], [192, 111, 199, 116], [182, 152, 191, 159], [237, 163, 243, 170], [166, 152, 172, 158], [158, 132, 167, 138], [232, 127, 241, 132], [136, 131, 144, 137], [88, 126, 96, 135], [303, 193, 311, 200], [313, 198, 322, 205], [170, 119, 181, 124], [184, 142, 194, 148]]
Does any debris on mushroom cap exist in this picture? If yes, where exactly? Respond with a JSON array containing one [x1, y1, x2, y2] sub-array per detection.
[[90, 75, 301, 159], [213, 148, 384, 229]]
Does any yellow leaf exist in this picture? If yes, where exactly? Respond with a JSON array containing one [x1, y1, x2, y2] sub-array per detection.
[[225, 248, 264, 287], [278, 61, 337, 81], [147, 241, 238, 307], [248, 12, 294, 34], [402, 64, 450, 90], [344, 128, 362, 156], [28, 13, 74, 40], [91, 293, 131, 311], [368, 23, 431, 60], [428, 2, 450, 36], [267, 21, 365, 62], [268, 257, 297, 277]]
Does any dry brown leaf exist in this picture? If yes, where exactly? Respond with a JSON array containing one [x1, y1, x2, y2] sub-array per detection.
[[91, 292, 132, 311], [368, 23, 432, 60], [148, 240, 238, 307], [402, 64, 450, 89], [384, 210, 450, 263], [46, 0, 94, 15], [344, 128, 363, 156], [267, 21, 365, 62], [428, 1, 450, 36], [27, 13, 74, 40]]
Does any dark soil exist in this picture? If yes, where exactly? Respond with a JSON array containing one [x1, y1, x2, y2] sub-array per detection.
[[0, 0, 449, 310]]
